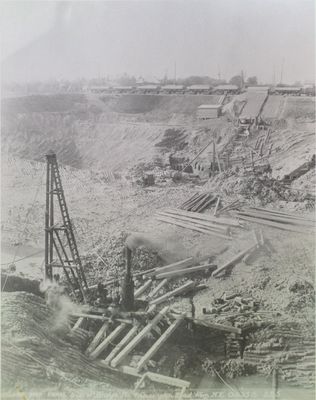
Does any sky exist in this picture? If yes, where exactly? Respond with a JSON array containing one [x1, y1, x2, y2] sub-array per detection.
[[1, 0, 315, 83]]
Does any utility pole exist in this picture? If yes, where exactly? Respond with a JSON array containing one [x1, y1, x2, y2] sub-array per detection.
[[174, 61, 177, 85], [280, 59, 284, 84], [217, 65, 221, 81]]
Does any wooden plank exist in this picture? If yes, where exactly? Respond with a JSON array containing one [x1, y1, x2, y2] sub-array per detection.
[[134, 279, 152, 298], [104, 325, 139, 365], [156, 264, 216, 280], [111, 306, 169, 368], [212, 243, 258, 278], [147, 278, 169, 299], [85, 322, 108, 355], [156, 216, 231, 240], [237, 215, 314, 234], [163, 208, 240, 227], [157, 211, 228, 232], [136, 315, 184, 371], [149, 281, 195, 306], [89, 323, 127, 360]]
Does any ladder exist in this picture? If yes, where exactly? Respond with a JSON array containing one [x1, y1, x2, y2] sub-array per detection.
[[44, 151, 88, 301]]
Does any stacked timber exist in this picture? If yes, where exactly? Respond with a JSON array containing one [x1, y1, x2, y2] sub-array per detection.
[[155, 208, 240, 239], [236, 207, 315, 233], [179, 192, 217, 212]]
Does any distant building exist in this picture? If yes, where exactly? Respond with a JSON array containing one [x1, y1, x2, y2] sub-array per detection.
[[137, 85, 160, 94], [213, 84, 239, 94], [247, 86, 270, 93], [89, 86, 112, 93], [272, 86, 302, 95], [186, 85, 212, 94], [197, 104, 222, 119], [161, 85, 185, 94]]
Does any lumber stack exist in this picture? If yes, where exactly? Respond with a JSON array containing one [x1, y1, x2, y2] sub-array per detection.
[[236, 207, 315, 234], [155, 208, 239, 240], [179, 192, 217, 212]]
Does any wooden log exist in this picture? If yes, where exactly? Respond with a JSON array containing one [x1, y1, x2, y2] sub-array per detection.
[[190, 193, 210, 212], [180, 192, 199, 209], [238, 210, 315, 228], [111, 306, 169, 368], [192, 318, 242, 334], [71, 317, 85, 332], [157, 211, 228, 233], [183, 194, 205, 210], [213, 197, 221, 216], [134, 280, 152, 298], [85, 322, 108, 355], [219, 199, 240, 213], [149, 281, 195, 306], [115, 365, 191, 388], [147, 279, 169, 299], [249, 207, 315, 223], [196, 195, 217, 213], [148, 257, 194, 277], [156, 216, 231, 240], [236, 214, 314, 234], [212, 243, 258, 278], [136, 315, 185, 371], [104, 324, 139, 365], [156, 264, 216, 280], [89, 323, 127, 360], [163, 208, 240, 227], [156, 216, 232, 240], [70, 312, 133, 325]]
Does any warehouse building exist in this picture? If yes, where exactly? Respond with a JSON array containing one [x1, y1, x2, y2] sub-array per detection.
[[197, 104, 222, 119], [213, 84, 239, 94], [187, 85, 212, 94]]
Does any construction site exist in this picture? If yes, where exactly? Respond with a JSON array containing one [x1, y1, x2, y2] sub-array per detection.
[[1, 83, 315, 400]]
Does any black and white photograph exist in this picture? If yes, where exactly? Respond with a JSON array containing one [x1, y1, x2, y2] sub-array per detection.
[[1, 1, 315, 399]]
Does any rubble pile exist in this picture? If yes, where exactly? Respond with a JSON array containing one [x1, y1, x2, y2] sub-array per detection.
[[205, 171, 306, 205], [203, 293, 271, 331]]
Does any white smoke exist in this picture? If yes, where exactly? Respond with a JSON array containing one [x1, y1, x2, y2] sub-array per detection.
[[40, 280, 83, 332]]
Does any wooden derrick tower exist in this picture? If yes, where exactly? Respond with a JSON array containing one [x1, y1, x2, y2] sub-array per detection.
[[44, 151, 88, 301]]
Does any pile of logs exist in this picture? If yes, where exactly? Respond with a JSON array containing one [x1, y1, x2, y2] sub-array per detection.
[[202, 292, 267, 331], [236, 207, 315, 234], [155, 208, 240, 239], [179, 192, 217, 213]]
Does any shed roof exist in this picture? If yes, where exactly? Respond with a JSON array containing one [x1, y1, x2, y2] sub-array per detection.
[[275, 86, 302, 91], [138, 85, 159, 90], [247, 86, 270, 92], [198, 104, 222, 109], [187, 85, 211, 90], [161, 85, 184, 90], [214, 85, 239, 91]]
